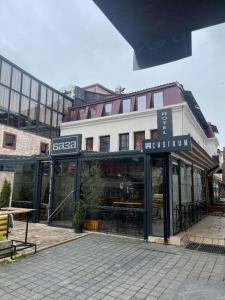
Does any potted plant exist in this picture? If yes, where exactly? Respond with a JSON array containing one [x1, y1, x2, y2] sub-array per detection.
[[73, 200, 86, 233], [0, 179, 11, 208], [81, 162, 104, 231]]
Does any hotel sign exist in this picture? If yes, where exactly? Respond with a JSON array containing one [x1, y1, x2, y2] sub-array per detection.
[[144, 135, 192, 153], [51, 135, 82, 156], [157, 108, 173, 137]]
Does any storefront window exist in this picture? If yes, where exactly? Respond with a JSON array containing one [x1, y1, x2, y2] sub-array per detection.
[[193, 168, 205, 202], [180, 163, 192, 204], [172, 161, 180, 234], [80, 157, 144, 236]]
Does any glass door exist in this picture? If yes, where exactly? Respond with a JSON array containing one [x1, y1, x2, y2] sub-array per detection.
[[39, 162, 51, 222], [51, 160, 76, 227]]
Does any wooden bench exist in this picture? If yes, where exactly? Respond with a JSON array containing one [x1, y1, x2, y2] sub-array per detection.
[[0, 215, 16, 259]]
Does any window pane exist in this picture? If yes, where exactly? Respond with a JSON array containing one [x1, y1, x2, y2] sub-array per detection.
[[0, 85, 10, 109], [57, 113, 62, 126], [100, 136, 110, 152], [0, 61, 11, 86], [46, 89, 52, 107], [64, 98, 72, 113], [0, 109, 8, 124], [45, 108, 51, 125], [10, 91, 20, 113], [134, 131, 145, 150], [22, 74, 31, 96], [137, 95, 146, 111], [31, 79, 39, 100], [40, 85, 46, 104], [119, 133, 129, 151], [86, 138, 93, 151], [58, 95, 63, 113], [39, 105, 45, 123], [29, 100, 38, 120], [12, 68, 21, 91], [20, 96, 29, 116], [105, 103, 112, 116], [52, 111, 57, 127], [153, 92, 163, 108], [53, 92, 58, 110], [122, 99, 131, 113]]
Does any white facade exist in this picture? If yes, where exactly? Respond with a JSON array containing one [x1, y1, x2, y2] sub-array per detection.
[[60, 102, 219, 157]]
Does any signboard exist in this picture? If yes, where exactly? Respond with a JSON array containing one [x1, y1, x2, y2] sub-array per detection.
[[144, 135, 192, 153], [51, 135, 82, 156], [157, 108, 173, 137]]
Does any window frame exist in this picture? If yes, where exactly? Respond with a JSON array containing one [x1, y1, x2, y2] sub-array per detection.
[[119, 133, 129, 151], [86, 137, 94, 151], [40, 142, 49, 155], [153, 92, 164, 108], [99, 135, 110, 152], [3, 131, 17, 150]]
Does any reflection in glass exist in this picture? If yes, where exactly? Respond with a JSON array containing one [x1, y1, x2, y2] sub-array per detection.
[[20, 96, 29, 116], [181, 163, 192, 203], [172, 161, 180, 234], [0, 61, 11, 86], [53, 92, 58, 110], [12, 68, 21, 91], [31, 79, 39, 100], [29, 100, 37, 120], [0, 85, 10, 109], [137, 95, 146, 111], [10, 91, 20, 113], [151, 158, 164, 237], [46, 89, 52, 107], [40, 85, 46, 104], [22, 74, 31, 96]]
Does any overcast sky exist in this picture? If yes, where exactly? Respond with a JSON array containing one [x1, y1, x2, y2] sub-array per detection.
[[0, 0, 225, 146]]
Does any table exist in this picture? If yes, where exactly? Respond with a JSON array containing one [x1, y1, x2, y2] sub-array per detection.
[[0, 207, 37, 255]]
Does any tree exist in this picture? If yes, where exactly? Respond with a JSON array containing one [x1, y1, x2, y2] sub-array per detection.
[[81, 162, 104, 219], [0, 179, 11, 208]]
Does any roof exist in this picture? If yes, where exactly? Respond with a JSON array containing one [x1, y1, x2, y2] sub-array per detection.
[[82, 83, 115, 95]]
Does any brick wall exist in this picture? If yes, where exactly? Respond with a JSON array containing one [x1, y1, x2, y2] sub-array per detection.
[[0, 125, 50, 156]]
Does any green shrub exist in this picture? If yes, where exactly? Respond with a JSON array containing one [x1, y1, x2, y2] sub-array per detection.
[[0, 179, 11, 208]]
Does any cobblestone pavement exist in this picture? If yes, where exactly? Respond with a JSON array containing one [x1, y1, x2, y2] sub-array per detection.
[[8, 221, 85, 252], [1, 234, 225, 300]]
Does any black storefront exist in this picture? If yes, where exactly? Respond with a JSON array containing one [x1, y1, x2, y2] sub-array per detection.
[[0, 138, 213, 241]]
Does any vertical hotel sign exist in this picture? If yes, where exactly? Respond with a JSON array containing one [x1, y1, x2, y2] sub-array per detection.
[[144, 108, 192, 153], [157, 108, 173, 138]]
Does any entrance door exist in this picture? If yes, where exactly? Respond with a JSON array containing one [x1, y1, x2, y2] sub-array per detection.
[[51, 160, 76, 227], [151, 156, 170, 240]]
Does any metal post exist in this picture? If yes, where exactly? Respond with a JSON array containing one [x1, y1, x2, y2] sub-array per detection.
[[47, 161, 54, 224]]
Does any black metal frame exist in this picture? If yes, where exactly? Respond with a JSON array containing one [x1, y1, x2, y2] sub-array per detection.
[[0, 54, 74, 138]]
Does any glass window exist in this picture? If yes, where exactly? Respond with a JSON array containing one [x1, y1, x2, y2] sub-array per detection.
[[12, 68, 21, 91], [40, 85, 47, 104], [0, 85, 10, 109], [58, 95, 63, 113], [80, 158, 144, 236], [46, 89, 52, 107], [64, 98, 72, 113], [0, 109, 8, 124], [86, 137, 93, 151], [134, 131, 145, 150], [29, 100, 37, 120], [57, 113, 63, 126], [0, 61, 11, 86], [119, 133, 129, 151], [40, 142, 49, 154], [193, 168, 205, 203], [10, 91, 20, 113], [39, 105, 45, 123], [53, 92, 58, 110], [45, 108, 51, 125], [137, 95, 146, 111], [153, 92, 164, 108], [122, 99, 131, 113], [3, 132, 16, 149], [172, 161, 180, 234], [31, 79, 39, 100], [104, 103, 112, 116], [100, 135, 110, 152], [151, 129, 158, 139], [20, 96, 29, 116], [180, 163, 192, 204], [52, 111, 57, 127], [22, 74, 31, 96]]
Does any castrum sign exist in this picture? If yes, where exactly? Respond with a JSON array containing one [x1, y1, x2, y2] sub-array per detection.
[[157, 108, 173, 137], [51, 135, 82, 156], [144, 135, 192, 153]]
